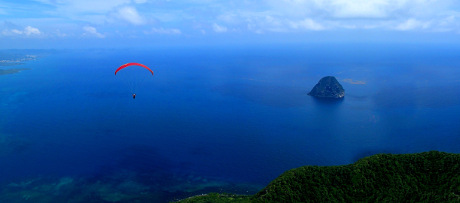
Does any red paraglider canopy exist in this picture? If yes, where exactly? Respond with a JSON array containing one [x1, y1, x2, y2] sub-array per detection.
[[115, 62, 154, 75]]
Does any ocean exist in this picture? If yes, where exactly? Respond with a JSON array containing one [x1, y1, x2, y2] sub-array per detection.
[[1, 44, 460, 202]]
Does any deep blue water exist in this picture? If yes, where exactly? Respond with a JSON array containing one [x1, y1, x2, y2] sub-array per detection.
[[1, 45, 460, 201]]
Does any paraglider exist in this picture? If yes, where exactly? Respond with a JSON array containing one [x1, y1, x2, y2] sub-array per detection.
[[115, 62, 153, 76], [115, 63, 153, 98]]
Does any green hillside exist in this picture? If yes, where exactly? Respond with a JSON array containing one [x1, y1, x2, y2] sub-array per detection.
[[177, 151, 460, 202]]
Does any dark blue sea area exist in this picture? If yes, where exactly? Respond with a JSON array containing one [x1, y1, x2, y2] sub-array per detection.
[[1, 44, 460, 202]]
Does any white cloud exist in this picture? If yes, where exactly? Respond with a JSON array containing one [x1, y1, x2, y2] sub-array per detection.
[[1, 26, 41, 36], [219, 12, 289, 33], [213, 23, 228, 33], [11, 29, 23, 35], [35, 0, 131, 13], [289, 18, 325, 31], [31, 0, 132, 24], [83, 26, 105, 38], [6, 0, 460, 39], [146, 27, 181, 34], [270, 0, 409, 19], [55, 29, 68, 37], [329, 0, 390, 18], [117, 6, 145, 25], [262, 0, 460, 32], [429, 14, 460, 32], [394, 18, 431, 31], [24, 26, 41, 35]]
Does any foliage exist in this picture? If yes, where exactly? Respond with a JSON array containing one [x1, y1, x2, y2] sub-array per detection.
[[178, 151, 460, 202], [308, 76, 345, 98], [254, 151, 460, 202]]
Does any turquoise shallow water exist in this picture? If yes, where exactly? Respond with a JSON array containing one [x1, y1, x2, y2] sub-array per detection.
[[1, 45, 460, 201]]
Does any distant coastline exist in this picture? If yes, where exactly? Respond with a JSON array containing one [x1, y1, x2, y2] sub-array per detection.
[[0, 55, 37, 64], [0, 54, 36, 75], [0, 68, 30, 76]]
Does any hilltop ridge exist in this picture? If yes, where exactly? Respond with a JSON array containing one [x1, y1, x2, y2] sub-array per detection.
[[177, 151, 460, 202]]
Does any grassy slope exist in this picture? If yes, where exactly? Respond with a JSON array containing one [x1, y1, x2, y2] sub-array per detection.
[[177, 151, 460, 202]]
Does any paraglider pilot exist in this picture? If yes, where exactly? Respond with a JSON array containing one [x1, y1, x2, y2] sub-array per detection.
[[115, 63, 153, 100]]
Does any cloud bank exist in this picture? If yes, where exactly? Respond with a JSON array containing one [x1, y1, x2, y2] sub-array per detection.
[[0, 0, 460, 45]]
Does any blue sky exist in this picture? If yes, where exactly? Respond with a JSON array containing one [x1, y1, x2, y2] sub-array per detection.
[[1, 0, 460, 48]]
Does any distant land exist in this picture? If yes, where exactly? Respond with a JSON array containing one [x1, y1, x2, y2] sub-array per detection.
[[0, 68, 30, 76], [0, 55, 37, 65], [308, 76, 345, 99], [177, 151, 460, 202], [0, 54, 36, 75]]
